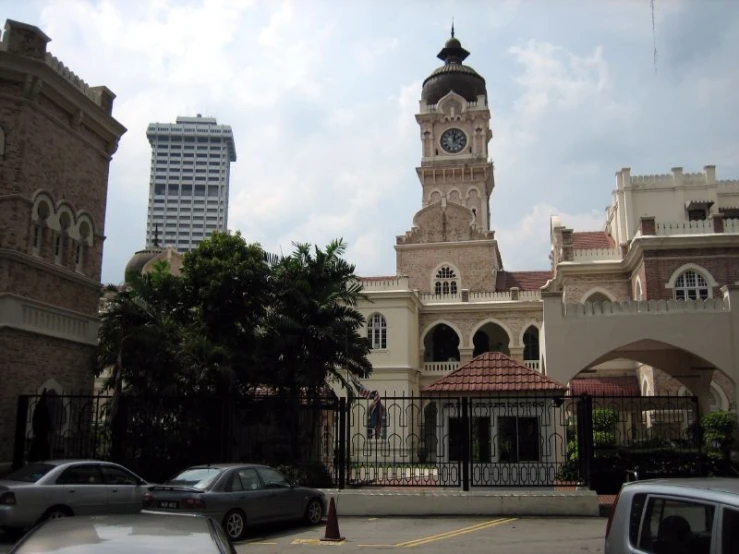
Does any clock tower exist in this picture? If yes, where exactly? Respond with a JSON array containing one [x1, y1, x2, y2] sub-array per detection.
[[396, 29, 501, 293]]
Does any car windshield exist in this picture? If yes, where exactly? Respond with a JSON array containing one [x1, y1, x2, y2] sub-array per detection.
[[3, 463, 55, 483], [166, 468, 223, 489]]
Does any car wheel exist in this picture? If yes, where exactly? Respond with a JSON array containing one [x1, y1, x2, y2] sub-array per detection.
[[42, 506, 73, 522], [223, 509, 246, 541], [304, 498, 324, 525]]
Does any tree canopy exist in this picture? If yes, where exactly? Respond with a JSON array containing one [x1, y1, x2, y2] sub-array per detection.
[[97, 233, 372, 398]]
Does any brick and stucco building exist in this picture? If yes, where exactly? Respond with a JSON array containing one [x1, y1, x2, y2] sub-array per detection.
[[338, 30, 739, 461], [0, 19, 126, 470]]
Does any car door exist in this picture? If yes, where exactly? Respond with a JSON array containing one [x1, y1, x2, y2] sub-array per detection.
[[255, 467, 301, 522], [55, 464, 110, 516], [100, 464, 145, 514], [233, 468, 272, 524]]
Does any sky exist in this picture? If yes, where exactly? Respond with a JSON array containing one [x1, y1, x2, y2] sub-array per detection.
[[4, 0, 739, 284]]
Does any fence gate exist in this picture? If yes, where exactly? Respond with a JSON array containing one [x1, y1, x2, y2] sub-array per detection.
[[577, 394, 703, 494], [345, 393, 574, 489]]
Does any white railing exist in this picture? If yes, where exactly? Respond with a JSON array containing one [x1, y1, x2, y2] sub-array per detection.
[[419, 290, 541, 304], [469, 290, 541, 301], [359, 276, 409, 291], [423, 361, 460, 374], [419, 293, 461, 304], [573, 248, 621, 262], [656, 220, 713, 235], [524, 360, 540, 371], [563, 297, 727, 318], [724, 219, 739, 233]]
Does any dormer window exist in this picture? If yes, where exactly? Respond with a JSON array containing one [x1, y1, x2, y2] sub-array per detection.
[[434, 266, 459, 296], [688, 209, 706, 221], [685, 200, 713, 221]]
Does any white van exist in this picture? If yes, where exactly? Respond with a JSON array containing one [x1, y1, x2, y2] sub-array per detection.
[[605, 478, 739, 554]]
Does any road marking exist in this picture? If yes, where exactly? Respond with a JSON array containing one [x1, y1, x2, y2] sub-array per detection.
[[398, 517, 518, 547], [291, 538, 345, 546], [368, 517, 378, 521]]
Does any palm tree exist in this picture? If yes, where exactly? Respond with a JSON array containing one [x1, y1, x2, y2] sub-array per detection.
[[263, 239, 372, 461]]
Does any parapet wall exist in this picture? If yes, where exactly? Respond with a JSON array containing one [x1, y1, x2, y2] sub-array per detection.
[[1, 19, 115, 113]]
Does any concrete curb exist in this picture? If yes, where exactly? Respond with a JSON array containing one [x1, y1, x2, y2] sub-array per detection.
[[317, 489, 600, 517]]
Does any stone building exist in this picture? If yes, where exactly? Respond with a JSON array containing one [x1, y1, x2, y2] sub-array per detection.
[[339, 30, 739, 459], [0, 19, 126, 470]]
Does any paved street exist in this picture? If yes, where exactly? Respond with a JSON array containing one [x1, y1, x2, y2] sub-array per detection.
[[1, 516, 605, 553]]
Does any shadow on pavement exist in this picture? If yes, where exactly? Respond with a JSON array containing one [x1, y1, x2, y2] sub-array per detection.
[[236, 518, 327, 542]]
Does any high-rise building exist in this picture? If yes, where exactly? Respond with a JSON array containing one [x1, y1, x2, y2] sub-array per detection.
[[145, 115, 236, 252]]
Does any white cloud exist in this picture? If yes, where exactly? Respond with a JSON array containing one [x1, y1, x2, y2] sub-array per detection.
[[5, 0, 737, 285], [497, 203, 606, 271]]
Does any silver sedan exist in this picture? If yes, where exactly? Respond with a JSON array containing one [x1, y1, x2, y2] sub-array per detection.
[[141, 463, 327, 541], [0, 460, 149, 531]]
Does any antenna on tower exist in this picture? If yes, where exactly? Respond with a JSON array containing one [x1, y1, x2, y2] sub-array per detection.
[[451, 18, 455, 38]]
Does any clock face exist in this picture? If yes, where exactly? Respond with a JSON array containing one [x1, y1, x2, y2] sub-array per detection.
[[440, 128, 467, 154]]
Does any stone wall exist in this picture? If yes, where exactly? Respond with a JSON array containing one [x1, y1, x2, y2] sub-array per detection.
[[0, 328, 95, 464]]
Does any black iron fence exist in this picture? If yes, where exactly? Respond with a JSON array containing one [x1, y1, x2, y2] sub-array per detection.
[[12, 390, 716, 491], [13, 392, 343, 485], [347, 393, 572, 489]]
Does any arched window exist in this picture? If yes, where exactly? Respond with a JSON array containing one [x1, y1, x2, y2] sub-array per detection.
[[434, 266, 458, 297], [523, 326, 539, 362], [584, 292, 611, 304], [674, 270, 710, 300], [367, 313, 387, 350], [634, 279, 643, 301]]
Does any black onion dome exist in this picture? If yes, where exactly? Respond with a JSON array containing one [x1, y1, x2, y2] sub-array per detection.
[[421, 31, 487, 105]]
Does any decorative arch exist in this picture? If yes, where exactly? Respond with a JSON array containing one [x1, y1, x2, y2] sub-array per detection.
[[633, 276, 643, 301], [420, 320, 463, 347], [642, 378, 651, 396], [581, 287, 616, 303], [469, 318, 513, 349], [75, 213, 95, 247], [31, 191, 55, 223], [464, 186, 482, 201], [421, 320, 462, 363], [431, 262, 461, 296], [677, 382, 729, 412], [666, 264, 717, 300], [38, 378, 63, 395], [427, 188, 443, 206], [518, 321, 541, 346], [447, 187, 463, 204], [665, 263, 718, 289]]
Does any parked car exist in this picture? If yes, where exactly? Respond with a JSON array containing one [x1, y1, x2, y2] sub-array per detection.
[[142, 463, 327, 540], [9, 513, 236, 554], [0, 460, 149, 532], [605, 477, 739, 554]]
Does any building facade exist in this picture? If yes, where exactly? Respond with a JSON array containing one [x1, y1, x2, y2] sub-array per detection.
[[0, 20, 126, 470], [338, 31, 739, 471], [145, 115, 236, 253]]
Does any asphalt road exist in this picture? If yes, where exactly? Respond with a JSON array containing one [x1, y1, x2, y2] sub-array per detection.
[[2, 516, 605, 554]]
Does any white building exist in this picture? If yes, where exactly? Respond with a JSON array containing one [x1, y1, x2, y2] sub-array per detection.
[[145, 115, 237, 252], [334, 31, 739, 485]]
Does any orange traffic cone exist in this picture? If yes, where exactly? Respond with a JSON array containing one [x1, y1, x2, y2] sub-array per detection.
[[322, 497, 344, 542]]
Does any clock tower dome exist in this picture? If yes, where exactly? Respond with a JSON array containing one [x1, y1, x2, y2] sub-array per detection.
[[396, 29, 501, 293]]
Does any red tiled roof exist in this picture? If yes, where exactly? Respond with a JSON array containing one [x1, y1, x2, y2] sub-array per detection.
[[572, 231, 615, 250], [496, 271, 553, 291], [569, 376, 640, 396], [422, 352, 566, 393]]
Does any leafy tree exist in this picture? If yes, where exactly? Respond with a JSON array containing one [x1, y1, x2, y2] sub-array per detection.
[[263, 239, 372, 394]]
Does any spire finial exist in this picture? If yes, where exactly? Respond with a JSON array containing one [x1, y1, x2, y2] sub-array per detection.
[[451, 18, 455, 38], [153, 223, 160, 248]]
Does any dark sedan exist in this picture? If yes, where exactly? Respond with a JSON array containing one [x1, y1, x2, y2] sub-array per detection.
[[142, 463, 327, 540]]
